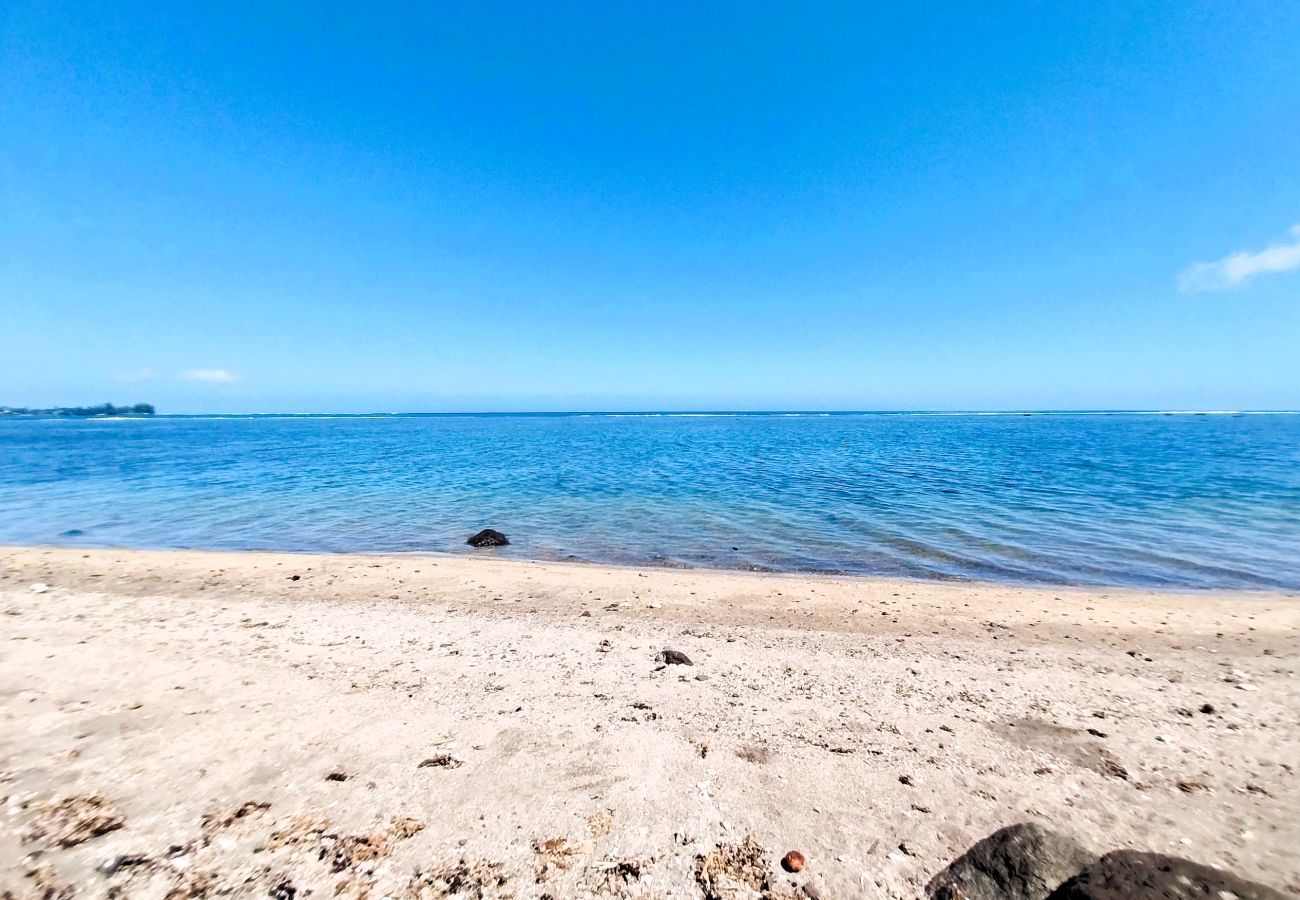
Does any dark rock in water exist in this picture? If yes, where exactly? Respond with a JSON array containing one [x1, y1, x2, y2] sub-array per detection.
[[656, 649, 693, 666], [927, 823, 1096, 900], [1046, 851, 1288, 900], [60, 529, 85, 538], [467, 529, 509, 548]]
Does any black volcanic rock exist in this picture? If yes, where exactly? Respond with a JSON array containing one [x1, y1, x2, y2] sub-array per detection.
[[927, 823, 1097, 900], [1046, 851, 1288, 900], [467, 529, 509, 548]]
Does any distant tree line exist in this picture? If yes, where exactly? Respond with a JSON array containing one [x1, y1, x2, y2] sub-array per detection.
[[0, 403, 155, 417]]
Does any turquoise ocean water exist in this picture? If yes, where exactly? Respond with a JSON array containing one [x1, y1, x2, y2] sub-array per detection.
[[1, 412, 1297, 590]]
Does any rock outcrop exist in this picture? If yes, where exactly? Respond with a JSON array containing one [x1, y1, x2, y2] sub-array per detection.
[[926, 823, 1097, 900], [1046, 850, 1289, 900]]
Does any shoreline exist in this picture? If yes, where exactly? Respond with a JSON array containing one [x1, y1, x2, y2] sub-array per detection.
[[10, 542, 1299, 599], [2, 545, 1297, 897]]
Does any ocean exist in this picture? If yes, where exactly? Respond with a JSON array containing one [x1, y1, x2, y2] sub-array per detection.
[[1, 412, 1297, 590]]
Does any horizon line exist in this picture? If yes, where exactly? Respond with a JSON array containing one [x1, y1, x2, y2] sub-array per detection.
[[28, 408, 1300, 417]]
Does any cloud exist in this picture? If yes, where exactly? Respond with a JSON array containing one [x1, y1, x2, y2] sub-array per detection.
[[181, 369, 241, 384], [1179, 224, 1300, 292]]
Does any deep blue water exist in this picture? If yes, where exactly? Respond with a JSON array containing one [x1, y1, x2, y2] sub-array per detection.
[[1, 412, 1297, 590]]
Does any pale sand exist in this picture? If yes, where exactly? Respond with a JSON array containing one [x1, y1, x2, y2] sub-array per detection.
[[1, 546, 1297, 898]]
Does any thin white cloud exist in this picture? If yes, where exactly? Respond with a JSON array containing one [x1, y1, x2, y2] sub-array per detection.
[[181, 369, 241, 384], [1179, 224, 1300, 293]]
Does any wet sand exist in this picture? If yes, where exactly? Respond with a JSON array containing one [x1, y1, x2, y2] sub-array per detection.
[[2, 546, 1297, 898]]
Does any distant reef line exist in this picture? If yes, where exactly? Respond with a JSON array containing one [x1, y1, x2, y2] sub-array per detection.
[[0, 403, 156, 418]]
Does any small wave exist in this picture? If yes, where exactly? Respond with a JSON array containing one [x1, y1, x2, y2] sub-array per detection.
[[1156, 410, 1240, 416]]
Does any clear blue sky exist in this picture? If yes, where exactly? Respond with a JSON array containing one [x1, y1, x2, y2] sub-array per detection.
[[3, 1, 1298, 412]]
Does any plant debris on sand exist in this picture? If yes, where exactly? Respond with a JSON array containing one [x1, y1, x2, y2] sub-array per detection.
[[22, 794, 124, 848], [695, 836, 811, 900]]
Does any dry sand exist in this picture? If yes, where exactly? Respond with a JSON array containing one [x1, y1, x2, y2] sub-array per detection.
[[1, 545, 1297, 898]]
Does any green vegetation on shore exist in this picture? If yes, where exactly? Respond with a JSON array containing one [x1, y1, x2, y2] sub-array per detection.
[[0, 403, 155, 418]]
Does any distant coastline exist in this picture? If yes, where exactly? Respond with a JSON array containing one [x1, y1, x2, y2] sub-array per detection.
[[0, 403, 155, 418]]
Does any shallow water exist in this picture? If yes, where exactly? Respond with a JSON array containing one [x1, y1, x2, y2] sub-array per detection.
[[1, 412, 1297, 590]]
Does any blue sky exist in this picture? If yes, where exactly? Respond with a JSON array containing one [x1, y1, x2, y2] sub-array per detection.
[[3, 1, 1298, 412]]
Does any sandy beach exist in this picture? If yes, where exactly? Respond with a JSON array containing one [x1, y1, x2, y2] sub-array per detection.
[[1, 545, 1296, 898]]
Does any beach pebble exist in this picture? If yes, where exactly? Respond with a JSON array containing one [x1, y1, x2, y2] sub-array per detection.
[[1236, 684, 1257, 692], [781, 850, 806, 873], [31, 582, 49, 593], [417, 754, 462, 769], [97, 855, 150, 877]]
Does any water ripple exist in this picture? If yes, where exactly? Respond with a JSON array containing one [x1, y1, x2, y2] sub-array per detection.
[[1, 413, 1297, 590]]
